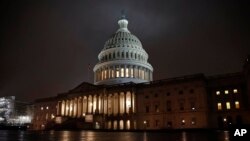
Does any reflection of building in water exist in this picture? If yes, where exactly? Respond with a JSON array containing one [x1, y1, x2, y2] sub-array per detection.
[[0, 96, 32, 125], [31, 15, 250, 130]]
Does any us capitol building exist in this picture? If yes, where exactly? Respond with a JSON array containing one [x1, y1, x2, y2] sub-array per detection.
[[32, 16, 250, 130]]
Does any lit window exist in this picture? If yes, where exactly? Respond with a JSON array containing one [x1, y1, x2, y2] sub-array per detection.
[[141, 69, 145, 79], [216, 91, 220, 95], [181, 119, 185, 125], [226, 102, 231, 110], [224, 90, 229, 94], [235, 101, 240, 109], [41, 107, 44, 110], [46, 106, 49, 110], [116, 67, 119, 77], [155, 105, 159, 112], [121, 68, 124, 77], [104, 70, 107, 79], [191, 117, 196, 125], [233, 89, 238, 93], [217, 103, 222, 110], [223, 118, 227, 122], [51, 114, 55, 119], [125, 68, 129, 77], [130, 68, 134, 78]]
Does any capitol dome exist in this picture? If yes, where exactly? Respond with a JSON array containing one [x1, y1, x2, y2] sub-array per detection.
[[93, 17, 153, 85]]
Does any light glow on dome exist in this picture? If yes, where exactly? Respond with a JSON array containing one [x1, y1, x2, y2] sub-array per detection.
[[93, 17, 153, 85]]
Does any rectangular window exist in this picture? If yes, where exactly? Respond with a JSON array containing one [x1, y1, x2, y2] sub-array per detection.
[[226, 102, 231, 110], [190, 101, 195, 110], [155, 105, 159, 112], [191, 117, 196, 125], [217, 103, 222, 110], [125, 68, 129, 77], [121, 68, 124, 77], [146, 120, 150, 127], [167, 121, 172, 128], [233, 89, 238, 93], [166, 101, 171, 111], [235, 101, 240, 109], [146, 106, 149, 113], [216, 91, 220, 95], [104, 70, 107, 79], [130, 68, 134, 78], [181, 119, 185, 125], [155, 120, 159, 127], [116, 67, 119, 77], [180, 103, 184, 111]]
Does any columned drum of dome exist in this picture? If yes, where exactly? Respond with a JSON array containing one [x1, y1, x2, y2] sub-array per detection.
[[93, 17, 153, 85]]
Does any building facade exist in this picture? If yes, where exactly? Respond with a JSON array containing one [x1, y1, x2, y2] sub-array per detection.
[[31, 16, 250, 130]]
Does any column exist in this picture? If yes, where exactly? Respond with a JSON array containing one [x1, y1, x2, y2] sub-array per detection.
[[104, 94, 107, 114], [82, 96, 87, 115], [92, 95, 94, 114], [57, 101, 60, 116], [96, 95, 99, 114], [131, 91, 133, 113], [77, 97, 82, 118], [98, 95, 102, 114], [132, 92, 135, 113], [74, 98, 78, 117], [93, 95, 97, 114], [65, 100, 68, 116], [61, 101, 65, 116]]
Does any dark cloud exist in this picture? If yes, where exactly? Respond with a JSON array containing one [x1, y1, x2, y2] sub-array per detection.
[[1, 0, 249, 102]]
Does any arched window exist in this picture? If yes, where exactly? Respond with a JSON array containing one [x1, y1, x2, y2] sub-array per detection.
[[122, 52, 124, 58], [109, 53, 111, 60], [126, 52, 129, 58]]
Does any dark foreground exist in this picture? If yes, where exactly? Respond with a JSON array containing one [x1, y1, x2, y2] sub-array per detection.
[[0, 130, 232, 141]]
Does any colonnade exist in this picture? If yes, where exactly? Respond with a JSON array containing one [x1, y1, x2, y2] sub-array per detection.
[[94, 65, 152, 82], [57, 91, 135, 118]]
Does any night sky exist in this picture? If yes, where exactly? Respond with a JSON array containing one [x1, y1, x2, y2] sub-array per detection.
[[1, 0, 250, 102]]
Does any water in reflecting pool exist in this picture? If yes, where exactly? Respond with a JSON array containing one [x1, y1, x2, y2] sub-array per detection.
[[0, 130, 230, 141]]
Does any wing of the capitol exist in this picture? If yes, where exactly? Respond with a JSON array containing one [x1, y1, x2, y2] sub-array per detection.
[[31, 16, 250, 130]]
